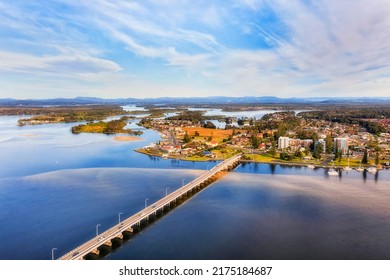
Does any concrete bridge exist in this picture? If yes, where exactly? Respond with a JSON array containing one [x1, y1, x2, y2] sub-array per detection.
[[59, 154, 242, 260]]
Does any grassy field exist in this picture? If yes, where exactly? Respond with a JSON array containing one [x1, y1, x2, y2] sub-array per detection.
[[243, 153, 278, 163], [183, 127, 232, 142], [183, 127, 247, 143], [184, 155, 212, 161], [211, 147, 241, 159], [72, 121, 108, 133]]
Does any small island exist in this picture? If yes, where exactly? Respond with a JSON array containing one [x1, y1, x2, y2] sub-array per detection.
[[14, 105, 127, 126], [71, 117, 143, 136]]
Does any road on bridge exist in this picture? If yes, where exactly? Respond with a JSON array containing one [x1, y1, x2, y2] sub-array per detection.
[[59, 154, 241, 260]]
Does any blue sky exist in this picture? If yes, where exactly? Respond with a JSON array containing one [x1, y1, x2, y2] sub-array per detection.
[[0, 0, 389, 99]]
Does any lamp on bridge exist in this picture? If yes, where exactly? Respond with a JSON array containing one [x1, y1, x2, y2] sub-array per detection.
[[145, 198, 149, 208], [51, 248, 57, 260], [96, 224, 101, 237], [182, 179, 186, 187], [165, 187, 170, 196], [118, 212, 123, 224]]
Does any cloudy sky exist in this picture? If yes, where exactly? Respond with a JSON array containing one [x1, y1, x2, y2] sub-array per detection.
[[0, 0, 389, 99]]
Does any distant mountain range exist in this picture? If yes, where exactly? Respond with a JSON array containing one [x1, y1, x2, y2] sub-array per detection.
[[1, 96, 389, 106]]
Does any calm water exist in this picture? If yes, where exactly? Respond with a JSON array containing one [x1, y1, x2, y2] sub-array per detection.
[[188, 108, 279, 119], [0, 115, 389, 260]]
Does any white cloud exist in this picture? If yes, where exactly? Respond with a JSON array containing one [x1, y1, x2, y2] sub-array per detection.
[[166, 51, 213, 69], [0, 51, 122, 74], [266, 0, 390, 80]]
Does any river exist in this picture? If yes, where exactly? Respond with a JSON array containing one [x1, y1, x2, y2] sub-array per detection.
[[0, 115, 389, 260]]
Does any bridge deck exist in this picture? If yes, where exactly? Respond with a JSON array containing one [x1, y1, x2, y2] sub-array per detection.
[[59, 154, 241, 260]]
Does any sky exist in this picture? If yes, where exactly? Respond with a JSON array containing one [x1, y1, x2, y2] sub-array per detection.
[[0, 0, 389, 99]]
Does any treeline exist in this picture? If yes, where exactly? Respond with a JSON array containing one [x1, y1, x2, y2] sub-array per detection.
[[13, 105, 126, 126], [298, 107, 390, 121], [167, 110, 225, 125], [167, 110, 205, 123], [1, 105, 125, 116], [359, 121, 386, 135], [298, 106, 390, 134], [248, 112, 303, 138]]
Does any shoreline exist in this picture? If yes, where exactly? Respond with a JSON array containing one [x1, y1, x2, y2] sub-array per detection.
[[135, 149, 389, 171]]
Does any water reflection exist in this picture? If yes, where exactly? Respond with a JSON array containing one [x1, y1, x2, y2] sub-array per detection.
[[108, 170, 390, 260], [269, 164, 276, 174]]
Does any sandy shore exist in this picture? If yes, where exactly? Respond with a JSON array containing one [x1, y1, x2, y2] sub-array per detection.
[[114, 136, 143, 142]]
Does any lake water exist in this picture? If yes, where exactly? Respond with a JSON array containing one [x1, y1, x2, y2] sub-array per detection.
[[0, 115, 389, 260], [188, 108, 279, 119], [188, 107, 307, 128]]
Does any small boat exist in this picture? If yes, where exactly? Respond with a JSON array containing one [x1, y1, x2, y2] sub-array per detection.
[[328, 169, 338, 176], [356, 163, 364, 172], [344, 158, 352, 172], [307, 164, 315, 169], [367, 166, 377, 174], [328, 162, 338, 176]]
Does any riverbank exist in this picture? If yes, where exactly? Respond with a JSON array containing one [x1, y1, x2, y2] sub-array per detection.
[[135, 148, 389, 172]]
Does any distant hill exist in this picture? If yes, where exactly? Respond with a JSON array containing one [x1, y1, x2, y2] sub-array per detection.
[[0, 97, 138, 106], [1, 96, 389, 106]]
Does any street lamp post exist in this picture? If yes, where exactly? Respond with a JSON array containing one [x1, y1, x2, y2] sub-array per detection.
[[145, 198, 149, 208], [206, 165, 210, 171], [96, 224, 101, 237], [182, 179, 186, 187], [165, 187, 170, 196], [118, 212, 123, 224], [51, 248, 57, 260]]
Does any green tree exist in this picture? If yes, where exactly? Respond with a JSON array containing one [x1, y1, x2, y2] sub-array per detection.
[[251, 134, 260, 148], [334, 149, 339, 161], [294, 150, 304, 160], [313, 143, 323, 160], [270, 141, 277, 158], [325, 134, 333, 154], [275, 122, 287, 139], [183, 133, 191, 143], [362, 149, 369, 164], [204, 121, 216, 129], [280, 151, 289, 160]]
